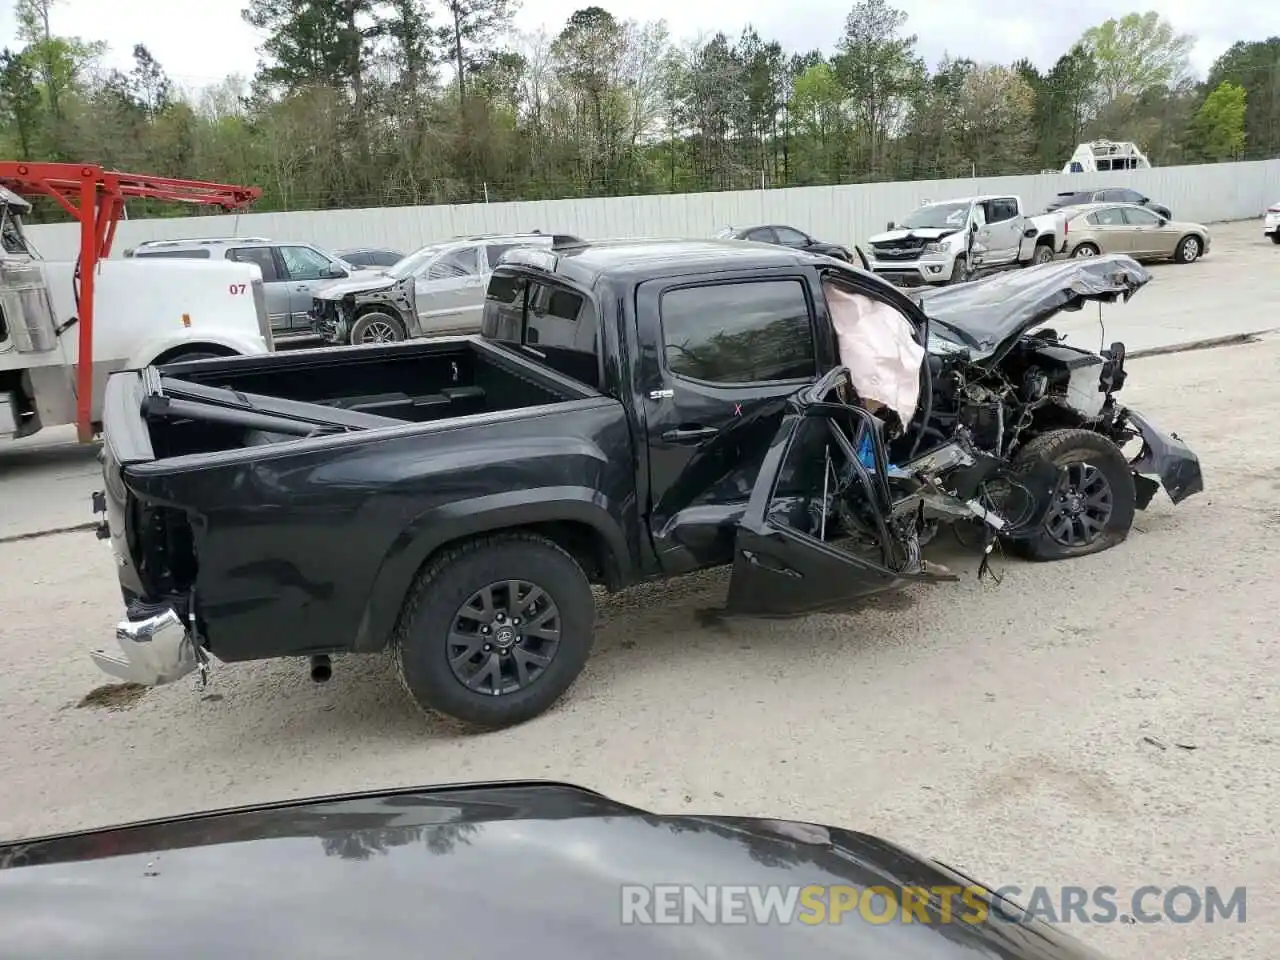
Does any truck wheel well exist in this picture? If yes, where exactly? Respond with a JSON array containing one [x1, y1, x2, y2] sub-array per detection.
[[419, 521, 622, 592], [150, 343, 240, 365]]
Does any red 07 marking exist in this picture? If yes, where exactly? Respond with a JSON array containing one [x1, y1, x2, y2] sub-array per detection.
[[228, 283, 246, 295]]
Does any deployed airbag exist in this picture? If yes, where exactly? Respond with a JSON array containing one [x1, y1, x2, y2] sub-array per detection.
[[823, 281, 925, 423]]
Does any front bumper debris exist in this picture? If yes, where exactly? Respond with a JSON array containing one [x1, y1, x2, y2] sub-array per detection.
[[1125, 408, 1204, 506], [90, 608, 199, 686]]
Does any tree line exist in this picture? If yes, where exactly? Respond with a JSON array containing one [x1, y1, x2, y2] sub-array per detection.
[[1, 0, 1278, 220]]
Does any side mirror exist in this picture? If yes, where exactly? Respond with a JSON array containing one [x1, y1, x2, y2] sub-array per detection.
[[969, 221, 978, 233], [886, 221, 895, 230], [325, 263, 347, 278]]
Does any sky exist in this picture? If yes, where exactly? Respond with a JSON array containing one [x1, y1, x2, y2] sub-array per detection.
[[1, 0, 1278, 94]]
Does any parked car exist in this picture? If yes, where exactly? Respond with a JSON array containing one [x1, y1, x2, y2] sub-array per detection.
[[0, 779, 1122, 960], [125, 238, 382, 339], [335, 245, 405, 268], [1265, 201, 1280, 243], [310, 232, 574, 344], [91, 242, 1201, 728], [1044, 186, 1172, 220], [1059, 203, 1209, 263], [866, 195, 1065, 286], [715, 224, 869, 270]]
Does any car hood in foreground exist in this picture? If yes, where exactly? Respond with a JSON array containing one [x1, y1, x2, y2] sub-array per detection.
[[0, 780, 1110, 960], [910, 253, 1151, 362]]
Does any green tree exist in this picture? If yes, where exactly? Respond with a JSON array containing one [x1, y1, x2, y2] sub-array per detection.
[[831, 0, 924, 177], [1206, 38, 1280, 158], [1185, 80, 1247, 161], [437, 0, 517, 104], [1078, 11, 1193, 103]]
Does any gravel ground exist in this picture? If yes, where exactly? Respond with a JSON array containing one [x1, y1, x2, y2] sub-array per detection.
[[1, 240, 1278, 959]]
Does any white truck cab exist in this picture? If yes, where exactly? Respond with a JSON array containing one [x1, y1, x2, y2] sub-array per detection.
[[865, 195, 1065, 288], [0, 188, 274, 440]]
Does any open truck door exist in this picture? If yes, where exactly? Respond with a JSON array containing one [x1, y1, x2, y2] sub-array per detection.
[[725, 368, 957, 618]]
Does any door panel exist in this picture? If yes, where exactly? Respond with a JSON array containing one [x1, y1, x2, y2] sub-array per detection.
[[228, 247, 289, 332], [278, 244, 341, 330], [725, 374, 953, 617], [638, 273, 826, 575], [1120, 206, 1172, 255], [1088, 207, 1132, 253], [416, 245, 485, 335]]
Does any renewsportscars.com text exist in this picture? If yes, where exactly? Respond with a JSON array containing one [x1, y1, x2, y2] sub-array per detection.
[[620, 884, 1247, 926]]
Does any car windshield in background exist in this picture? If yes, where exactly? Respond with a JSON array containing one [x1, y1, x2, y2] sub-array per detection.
[[899, 202, 971, 229], [387, 245, 449, 280]]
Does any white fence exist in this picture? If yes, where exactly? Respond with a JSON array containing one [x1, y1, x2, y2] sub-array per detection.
[[24, 160, 1280, 262]]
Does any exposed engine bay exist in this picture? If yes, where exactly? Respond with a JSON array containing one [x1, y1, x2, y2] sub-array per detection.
[[754, 256, 1204, 586]]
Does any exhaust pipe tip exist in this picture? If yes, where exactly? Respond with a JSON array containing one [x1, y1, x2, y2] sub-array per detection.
[[309, 654, 332, 683]]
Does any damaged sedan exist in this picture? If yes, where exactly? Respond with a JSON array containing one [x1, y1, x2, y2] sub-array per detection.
[[90, 239, 1203, 729]]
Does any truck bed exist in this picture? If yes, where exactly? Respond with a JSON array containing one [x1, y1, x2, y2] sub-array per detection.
[[99, 335, 634, 666], [131, 336, 598, 458]]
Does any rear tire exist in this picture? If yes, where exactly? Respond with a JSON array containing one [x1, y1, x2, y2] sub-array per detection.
[[349, 311, 407, 345], [1030, 243, 1054, 266], [392, 533, 596, 729], [1006, 429, 1136, 562], [1071, 242, 1100, 258]]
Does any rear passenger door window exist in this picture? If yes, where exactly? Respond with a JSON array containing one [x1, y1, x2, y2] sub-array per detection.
[[228, 246, 280, 282]]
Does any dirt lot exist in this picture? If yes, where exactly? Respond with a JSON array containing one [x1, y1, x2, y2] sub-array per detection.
[[1, 225, 1278, 960]]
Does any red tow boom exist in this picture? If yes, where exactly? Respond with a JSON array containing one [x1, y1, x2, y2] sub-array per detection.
[[0, 162, 262, 441]]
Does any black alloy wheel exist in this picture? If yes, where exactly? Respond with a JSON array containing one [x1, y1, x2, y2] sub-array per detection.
[[446, 579, 561, 696], [1042, 462, 1113, 548]]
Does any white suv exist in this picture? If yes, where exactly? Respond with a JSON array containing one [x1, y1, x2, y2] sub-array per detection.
[[310, 232, 579, 344]]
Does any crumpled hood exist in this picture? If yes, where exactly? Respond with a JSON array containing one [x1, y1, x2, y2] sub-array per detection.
[[314, 273, 398, 300], [910, 253, 1151, 362], [869, 226, 959, 244]]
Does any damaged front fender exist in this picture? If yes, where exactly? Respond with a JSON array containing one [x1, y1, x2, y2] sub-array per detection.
[[1124, 408, 1204, 506]]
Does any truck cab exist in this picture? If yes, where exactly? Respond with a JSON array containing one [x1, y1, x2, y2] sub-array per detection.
[[866, 195, 1064, 287], [0, 191, 274, 440]]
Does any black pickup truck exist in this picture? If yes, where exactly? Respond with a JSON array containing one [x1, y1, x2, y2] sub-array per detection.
[[91, 239, 1202, 729]]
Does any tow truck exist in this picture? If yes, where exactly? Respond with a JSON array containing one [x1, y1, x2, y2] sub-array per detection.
[[0, 162, 271, 442]]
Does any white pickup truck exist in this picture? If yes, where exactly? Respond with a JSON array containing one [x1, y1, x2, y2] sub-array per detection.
[[1, 186, 273, 440], [866, 195, 1067, 287]]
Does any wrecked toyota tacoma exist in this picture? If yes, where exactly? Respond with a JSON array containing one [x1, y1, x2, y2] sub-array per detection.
[[90, 241, 1202, 729]]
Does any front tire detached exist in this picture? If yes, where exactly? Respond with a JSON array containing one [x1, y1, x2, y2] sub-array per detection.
[[1006, 429, 1136, 562], [392, 533, 596, 729]]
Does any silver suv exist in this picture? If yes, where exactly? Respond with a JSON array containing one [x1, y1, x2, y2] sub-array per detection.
[[309, 232, 576, 345], [124, 238, 380, 338]]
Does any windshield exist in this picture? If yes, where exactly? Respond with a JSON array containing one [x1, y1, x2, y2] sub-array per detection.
[[387, 244, 450, 280], [898, 202, 972, 230]]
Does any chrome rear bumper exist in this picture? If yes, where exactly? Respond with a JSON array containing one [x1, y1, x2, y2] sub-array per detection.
[[90, 608, 199, 686]]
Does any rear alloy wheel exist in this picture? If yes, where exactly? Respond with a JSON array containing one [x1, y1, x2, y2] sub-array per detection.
[[1071, 243, 1100, 258], [1174, 235, 1202, 263], [1006, 429, 1136, 562], [349, 311, 406, 345], [393, 533, 595, 729], [1031, 244, 1054, 266]]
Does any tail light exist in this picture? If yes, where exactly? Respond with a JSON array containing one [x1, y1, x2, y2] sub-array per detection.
[[1063, 219, 1069, 236]]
